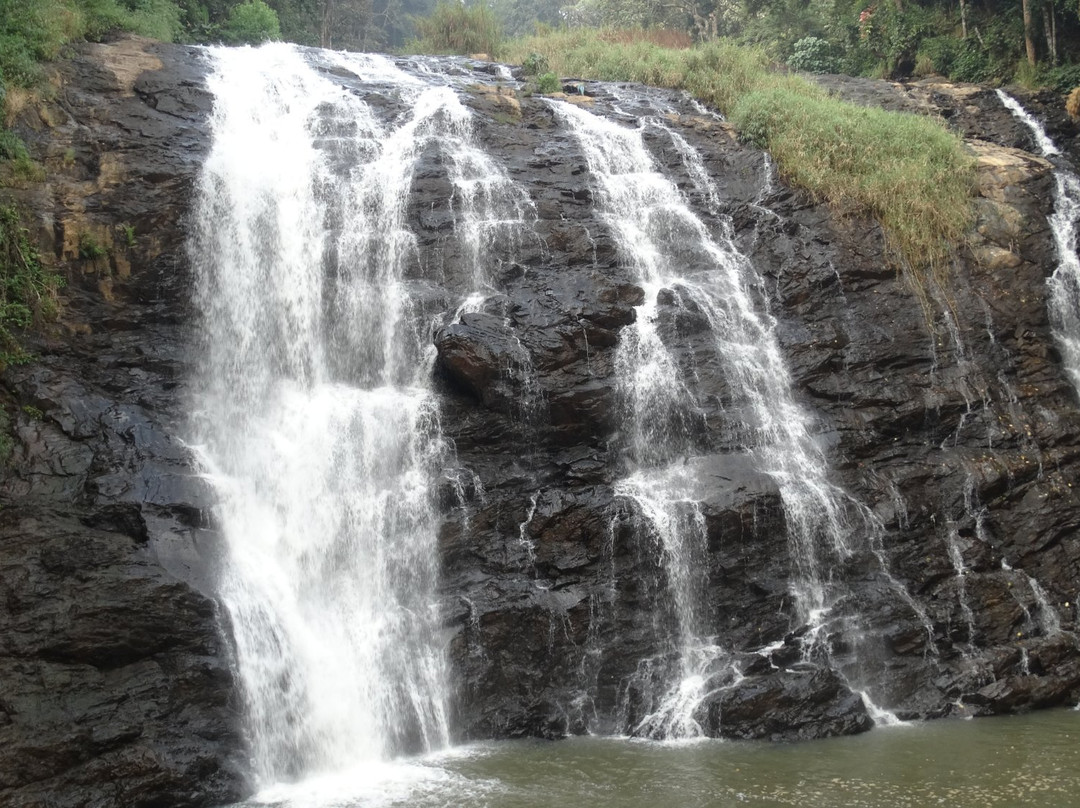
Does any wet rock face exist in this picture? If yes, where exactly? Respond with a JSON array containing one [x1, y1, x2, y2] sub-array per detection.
[[1, 38, 246, 807], [439, 77, 1080, 739], [4, 37, 1080, 805]]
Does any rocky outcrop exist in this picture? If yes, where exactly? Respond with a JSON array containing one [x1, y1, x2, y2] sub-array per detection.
[[3, 37, 1080, 805], [1, 38, 245, 807], [394, 69, 1080, 735], [436, 69, 1080, 741]]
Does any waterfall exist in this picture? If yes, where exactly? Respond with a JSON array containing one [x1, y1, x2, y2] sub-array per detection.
[[996, 90, 1080, 395], [550, 99, 870, 737], [190, 44, 527, 785]]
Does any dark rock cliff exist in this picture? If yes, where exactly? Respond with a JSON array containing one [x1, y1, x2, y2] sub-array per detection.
[[438, 76, 1080, 740], [2, 36, 1080, 805], [0, 39, 245, 807]]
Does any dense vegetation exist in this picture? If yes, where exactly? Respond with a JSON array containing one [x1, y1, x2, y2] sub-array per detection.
[[499, 0, 1080, 90]]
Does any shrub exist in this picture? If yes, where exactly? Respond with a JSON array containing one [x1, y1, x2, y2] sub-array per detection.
[[219, 0, 281, 44], [0, 204, 62, 366], [88, 0, 185, 42], [0, 129, 43, 179], [0, 0, 81, 87], [948, 39, 992, 83], [914, 35, 957, 77], [787, 36, 840, 74], [521, 51, 548, 76], [852, 2, 940, 77], [535, 71, 560, 93], [1044, 63, 1080, 94], [411, 1, 501, 56]]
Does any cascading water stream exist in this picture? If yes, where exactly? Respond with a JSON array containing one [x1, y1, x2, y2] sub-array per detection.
[[550, 99, 873, 737], [996, 90, 1080, 396], [190, 44, 528, 788]]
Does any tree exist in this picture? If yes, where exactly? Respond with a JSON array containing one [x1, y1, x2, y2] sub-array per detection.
[[1022, 0, 1037, 65], [488, 0, 563, 37], [220, 0, 282, 42]]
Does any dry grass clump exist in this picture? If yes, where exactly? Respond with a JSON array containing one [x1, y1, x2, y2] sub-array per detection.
[[1067, 87, 1080, 121]]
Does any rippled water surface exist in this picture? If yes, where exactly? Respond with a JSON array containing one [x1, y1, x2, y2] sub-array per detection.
[[233, 708, 1080, 808]]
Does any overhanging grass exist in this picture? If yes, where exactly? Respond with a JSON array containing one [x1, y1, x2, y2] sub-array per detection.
[[730, 86, 975, 306], [499, 30, 975, 292]]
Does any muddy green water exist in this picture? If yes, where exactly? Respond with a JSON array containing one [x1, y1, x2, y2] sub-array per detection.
[[240, 709, 1080, 808]]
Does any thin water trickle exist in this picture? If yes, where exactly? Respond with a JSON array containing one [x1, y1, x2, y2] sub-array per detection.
[[996, 90, 1080, 397]]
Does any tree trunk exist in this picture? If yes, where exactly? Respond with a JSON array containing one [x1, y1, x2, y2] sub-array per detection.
[[321, 0, 334, 49], [1022, 0, 1037, 66], [959, 0, 967, 38], [1043, 1, 1058, 64]]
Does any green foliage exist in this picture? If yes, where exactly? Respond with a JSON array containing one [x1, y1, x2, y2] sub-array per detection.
[[78, 231, 107, 259], [21, 403, 42, 419], [410, 1, 501, 55], [77, 0, 185, 41], [787, 36, 840, 74], [1040, 62, 1080, 93], [0, 0, 81, 80], [521, 51, 549, 76], [121, 223, 136, 247], [738, 0, 829, 56], [535, 71, 560, 92], [0, 204, 61, 367], [0, 129, 44, 180], [219, 0, 281, 44], [560, 0, 690, 34], [488, 0, 562, 38], [914, 35, 958, 76], [949, 39, 994, 83], [850, 2, 943, 77]]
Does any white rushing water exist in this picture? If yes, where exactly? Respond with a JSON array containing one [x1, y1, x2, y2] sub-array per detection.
[[190, 44, 528, 789], [996, 90, 1080, 396], [550, 99, 867, 737]]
